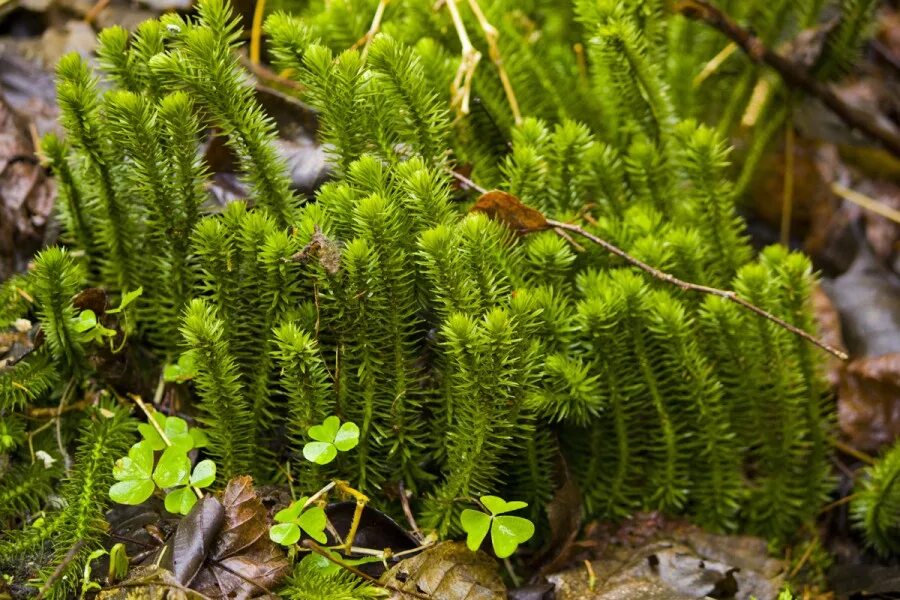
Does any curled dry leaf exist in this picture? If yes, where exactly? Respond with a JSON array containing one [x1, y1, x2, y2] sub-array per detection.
[[838, 352, 900, 452], [192, 476, 291, 599], [0, 95, 55, 280], [470, 191, 550, 235], [116, 477, 290, 600], [380, 541, 505, 600]]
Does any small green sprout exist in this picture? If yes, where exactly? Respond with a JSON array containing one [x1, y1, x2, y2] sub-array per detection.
[[163, 353, 197, 383], [73, 309, 116, 343], [302, 416, 359, 465], [109, 413, 215, 515], [460, 495, 535, 559], [107, 287, 143, 314], [269, 497, 328, 546]]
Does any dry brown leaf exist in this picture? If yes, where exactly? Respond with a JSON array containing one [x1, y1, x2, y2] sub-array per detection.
[[381, 542, 505, 600], [838, 352, 900, 452], [470, 190, 550, 235], [0, 95, 54, 280], [192, 476, 291, 600]]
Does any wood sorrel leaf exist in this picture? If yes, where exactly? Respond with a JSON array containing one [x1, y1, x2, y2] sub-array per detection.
[[113, 441, 154, 481], [490, 515, 534, 558], [296, 505, 327, 543], [307, 415, 340, 443], [333, 421, 360, 451], [153, 446, 191, 488], [480, 495, 527, 515], [460, 509, 492, 552], [191, 459, 216, 488], [303, 441, 337, 465], [165, 486, 199, 515], [109, 479, 155, 505], [275, 498, 307, 523], [269, 522, 301, 546]]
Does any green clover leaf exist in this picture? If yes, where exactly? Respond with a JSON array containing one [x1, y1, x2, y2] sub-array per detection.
[[302, 441, 336, 465], [480, 495, 528, 515], [109, 441, 155, 505], [460, 495, 535, 559], [190, 459, 216, 487], [490, 515, 535, 558], [73, 309, 98, 333], [307, 416, 340, 443], [302, 416, 360, 465], [164, 486, 197, 515], [461, 509, 492, 552], [269, 497, 328, 546], [153, 446, 191, 489]]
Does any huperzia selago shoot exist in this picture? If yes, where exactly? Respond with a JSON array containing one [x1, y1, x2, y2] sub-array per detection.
[[0, 0, 886, 595]]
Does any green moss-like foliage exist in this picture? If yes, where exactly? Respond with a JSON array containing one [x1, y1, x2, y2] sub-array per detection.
[[1, 0, 873, 589], [852, 439, 900, 556]]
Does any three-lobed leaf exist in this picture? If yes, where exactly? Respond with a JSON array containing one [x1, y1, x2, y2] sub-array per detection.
[[270, 497, 328, 545], [459, 495, 535, 559], [153, 446, 191, 488], [302, 416, 360, 465], [109, 441, 156, 505]]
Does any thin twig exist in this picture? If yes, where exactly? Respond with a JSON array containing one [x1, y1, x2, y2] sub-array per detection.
[[101, 580, 214, 600], [398, 480, 423, 542], [447, 168, 487, 194], [210, 558, 279, 597], [693, 42, 738, 87], [27, 398, 91, 418], [249, 0, 267, 65], [676, 0, 900, 158], [780, 106, 795, 246], [818, 492, 861, 515], [547, 218, 849, 360], [788, 540, 817, 579], [302, 540, 432, 600], [832, 182, 900, 225], [828, 435, 876, 465], [56, 378, 76, 473]]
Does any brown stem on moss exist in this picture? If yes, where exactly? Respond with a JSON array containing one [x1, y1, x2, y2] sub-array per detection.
[[547, 218, 848, 360], [675, 0, 900, 158]]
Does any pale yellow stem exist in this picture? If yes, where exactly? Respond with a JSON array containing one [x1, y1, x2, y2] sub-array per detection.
[[465, 0, 522, 124], [445, 0, 481, 117]]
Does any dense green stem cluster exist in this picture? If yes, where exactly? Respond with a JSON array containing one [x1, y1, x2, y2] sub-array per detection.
[[0, 0, 884, 591]]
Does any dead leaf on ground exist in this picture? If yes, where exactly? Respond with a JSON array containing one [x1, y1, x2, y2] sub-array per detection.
[[192, 476, 291, 599], [0, 94, 54, 280], [125, 477, 290, 600], [570, 513, 783, 600], [838, 352, 900, 452], [811, 284, 848, 389], [380, 541, 506, 600], [822, 249, 900, 359], [470, 190, 550, 235]]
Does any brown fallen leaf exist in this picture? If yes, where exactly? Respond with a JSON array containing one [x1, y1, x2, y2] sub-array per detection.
[[838, 352, 900, 452], [470, 190, 550, 235], [192, 476, 291, 600], [0, 94, 55, 280], [381, 542, 505, 600]]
